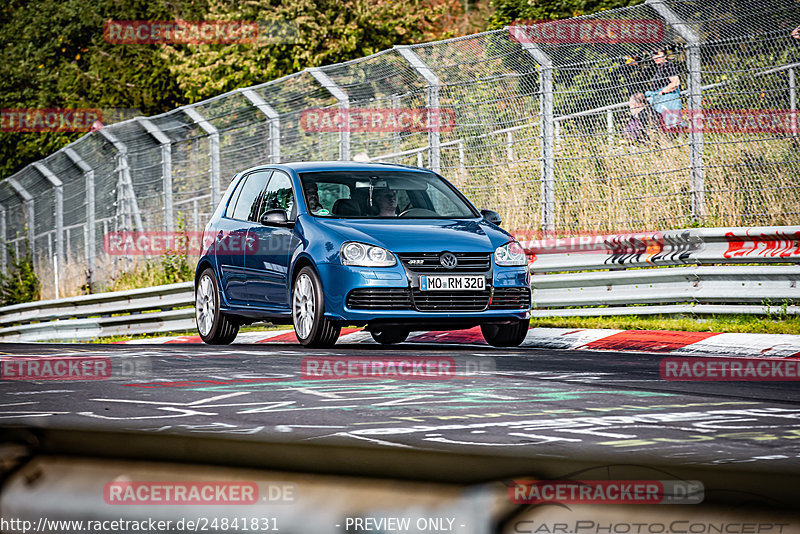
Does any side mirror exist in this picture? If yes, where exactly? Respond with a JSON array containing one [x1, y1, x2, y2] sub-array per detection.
[[260, 209, 292, 227], [480, 209, 502, 226]]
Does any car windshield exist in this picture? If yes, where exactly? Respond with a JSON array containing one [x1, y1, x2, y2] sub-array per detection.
[[299, 170, 478, 219]]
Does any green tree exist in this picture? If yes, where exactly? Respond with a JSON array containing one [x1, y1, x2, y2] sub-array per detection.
[[0, 0, 207, 180], [487, 0, 641, 28], [160, 0, 459, 102]]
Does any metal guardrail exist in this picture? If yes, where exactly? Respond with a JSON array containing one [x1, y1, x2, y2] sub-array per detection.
[[0, 226, 798, 341], [525, 225, 800, 317], [0, 282, 194, 341]]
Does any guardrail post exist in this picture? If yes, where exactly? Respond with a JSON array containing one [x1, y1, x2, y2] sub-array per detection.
[[646, 0, 706, 220], [395, 46, 442, 173], [64, 148, 96, 285], [183, 107, 221, 207], [308, 68, 350, 161], [241, 89, 281, 163], [514, 32, 555, 234], [0, 205, 6, 273], [137, 118, 174, 232], [98, 128, 145, 233], [7, 178, 35, 257], [32, 162, 64, 295]]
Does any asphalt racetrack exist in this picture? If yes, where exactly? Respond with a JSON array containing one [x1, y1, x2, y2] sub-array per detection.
[[1, 340, 799, 470]]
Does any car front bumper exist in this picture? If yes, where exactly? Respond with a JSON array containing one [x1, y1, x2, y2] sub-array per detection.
[[316, 262, 531, 324]]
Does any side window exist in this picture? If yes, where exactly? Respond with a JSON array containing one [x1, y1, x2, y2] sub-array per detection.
[[259, 171, 296, 221], [231, 171, 272, 222], [396, 190, 411, 212], [224, 176, 246, 218], [317, 182, 350, 211], [426, 183, 463, 217]]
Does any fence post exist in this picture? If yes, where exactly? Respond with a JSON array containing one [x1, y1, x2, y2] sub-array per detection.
[[183, 107, 221, 207], [790, 68, 797, 137], [241, 88, 281, 163], [7, 178, 35, 257], [396, 46, 442, 173], [514, 31, 555, 234], [32, 163, 64, 287], [392, 94, 402, 154], [308, 68, 350, 161], [98, 128, 145, 233], [64, 148, 95, 285], [646, 0, 706, 220], [137, 118, 174, 232]]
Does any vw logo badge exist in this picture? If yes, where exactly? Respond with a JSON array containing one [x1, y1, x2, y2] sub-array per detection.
[[440, 252, 458, 269]]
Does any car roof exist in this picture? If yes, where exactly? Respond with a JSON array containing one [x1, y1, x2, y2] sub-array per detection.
[[272, 161, 432, 174]]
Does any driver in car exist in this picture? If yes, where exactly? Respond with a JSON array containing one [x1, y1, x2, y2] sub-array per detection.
[[373, 188, 398, 216], [303, 181, 324, 213]]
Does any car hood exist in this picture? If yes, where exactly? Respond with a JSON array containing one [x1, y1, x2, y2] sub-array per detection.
[[311, 218, 512, 253]]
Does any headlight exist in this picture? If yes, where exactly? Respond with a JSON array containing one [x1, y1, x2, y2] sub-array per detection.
[[340, 242, 396, 267], [494, 241, 527, 266]]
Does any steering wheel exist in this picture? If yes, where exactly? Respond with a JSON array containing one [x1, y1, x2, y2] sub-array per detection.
[[398, 208, 438, 217]]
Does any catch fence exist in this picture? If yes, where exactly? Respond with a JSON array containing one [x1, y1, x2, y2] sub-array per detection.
[[1, 0, 799, 297]]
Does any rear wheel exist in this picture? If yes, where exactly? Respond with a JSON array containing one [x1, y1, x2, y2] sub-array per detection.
[[481, 319, 529, 347], [195, 268, 239, 345], [370, 328, 409, 345], [293, 266, 341, 347]]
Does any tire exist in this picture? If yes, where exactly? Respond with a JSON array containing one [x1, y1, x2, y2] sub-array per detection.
[[292, 266, 341, 347], [480, 319, 529, 347], [195, 268, 239, 345], [370, 328, 409, 345]]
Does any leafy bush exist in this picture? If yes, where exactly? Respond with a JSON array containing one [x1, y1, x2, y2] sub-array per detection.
[[0, 243, 41, 306]]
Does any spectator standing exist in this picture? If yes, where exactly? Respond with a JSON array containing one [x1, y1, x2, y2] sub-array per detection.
[[625, 93, 659, 143], [646, 48, 682, 131]]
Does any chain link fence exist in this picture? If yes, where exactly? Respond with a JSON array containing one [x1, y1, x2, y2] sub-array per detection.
[[2, 0, 799, 297]]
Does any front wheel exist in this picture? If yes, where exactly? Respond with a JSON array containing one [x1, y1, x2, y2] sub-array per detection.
[[370, 328, 409, 345], [195, 268, 239, 345], [481, 319, 529, 347], [292, 266, 341, 347]]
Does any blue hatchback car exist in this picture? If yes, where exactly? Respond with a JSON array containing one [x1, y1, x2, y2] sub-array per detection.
[[194, 162, 531, 347]]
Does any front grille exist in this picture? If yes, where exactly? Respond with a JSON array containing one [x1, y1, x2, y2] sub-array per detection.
[[347, 288, 412, 309], [411, 289, 491, 312], [490, 287, 531, 309], [398, 252, 491, 273]]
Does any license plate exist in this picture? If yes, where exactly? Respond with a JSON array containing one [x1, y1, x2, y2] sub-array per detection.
[[419, 275, 485, 291]]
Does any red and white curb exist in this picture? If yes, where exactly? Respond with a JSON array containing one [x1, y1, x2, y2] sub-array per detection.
[[113, 327, 800, 358]]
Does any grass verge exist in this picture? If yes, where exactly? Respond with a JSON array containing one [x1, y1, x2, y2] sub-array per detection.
[[530, 314, 800, 335]]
